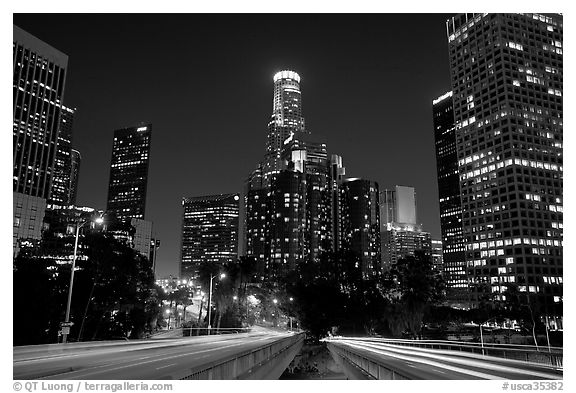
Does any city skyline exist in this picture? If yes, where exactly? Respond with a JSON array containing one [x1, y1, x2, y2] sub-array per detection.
[[13, 13, 458, 277]]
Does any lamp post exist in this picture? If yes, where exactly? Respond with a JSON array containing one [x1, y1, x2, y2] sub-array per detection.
[[479, 317, 499, 355], [62, 215, 103, 344], [207, 273, 226, 335]]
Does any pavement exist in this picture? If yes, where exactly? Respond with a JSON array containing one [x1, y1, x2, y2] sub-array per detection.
[[13, 326, 291, 380]]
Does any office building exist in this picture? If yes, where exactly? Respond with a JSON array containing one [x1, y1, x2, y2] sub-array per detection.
[[262, 70, 306, 186], [180, 194, 240, 281], [49, 105, 76, 206], [106, 124, 152, 222], [246, 70, 335, 280], [445, 14, 563, 319], [380, 186, 432, 268], [13, 25, 68, 255], [339, 178, 381, 278], [432, 239, 444, 273], [329, 154, 346, 252], [433, 91, 468, 303], [380, 185, 418, 228], [265, 170, 307, 278], [281, 131, 332, 261], [69, 149, 81, 205]]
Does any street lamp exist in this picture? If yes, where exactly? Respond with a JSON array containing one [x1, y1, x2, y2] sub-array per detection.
[[62, 215, 104, 343], [207, 273, 226, 335], [479, 317, 499, 355]]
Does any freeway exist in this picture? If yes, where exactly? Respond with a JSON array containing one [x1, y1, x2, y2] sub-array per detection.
[[14, 326, 293, 380], [327, 338, 563, 380]]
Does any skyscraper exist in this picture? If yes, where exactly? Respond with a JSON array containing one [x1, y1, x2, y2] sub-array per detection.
[[69, 148, 81, 205], [180, 194, 240, 281], [246, 70, 334, 280], [263, 70, 306, 186], [106, 124, 152, 222], [380, 186, 432, 268], [13, 25, 68, 254], [445, 14, 563, 320], [433, 91, 468, 304], [339, 178, 381, 278], [49, 105, 75, 206]]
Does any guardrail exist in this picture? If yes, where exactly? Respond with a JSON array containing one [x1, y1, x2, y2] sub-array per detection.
[[327, 341, 408, 380], [182, 327, 251, 336], [175, 332, 305, 379], [334, 337, 563, 368]]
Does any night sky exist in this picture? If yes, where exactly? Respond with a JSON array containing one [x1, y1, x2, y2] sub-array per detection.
[[13, 14, 453, 278]]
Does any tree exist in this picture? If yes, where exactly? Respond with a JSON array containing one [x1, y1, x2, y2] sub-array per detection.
[[383, 250, 446, 338], [13, 231, 161, 345]]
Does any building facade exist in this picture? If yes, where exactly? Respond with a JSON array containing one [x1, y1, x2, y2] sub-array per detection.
[[380, 186, 432, 269], [263, 70, 307, 186], [13, 25, 68, 255], [49, 105, 76, 206], [339, 178, 381, 278], [433, 91, 468, 302], [69, 148, 81, 205], [106, 124, 152, 222], [446, 14, 563, 319], [180, 194, 240, 281]]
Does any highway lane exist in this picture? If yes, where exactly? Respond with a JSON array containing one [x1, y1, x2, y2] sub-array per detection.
[[328, 338, 563, 380], [14, 327, 293, 380]]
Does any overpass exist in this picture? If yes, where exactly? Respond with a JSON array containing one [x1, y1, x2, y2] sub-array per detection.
[[324, 336, 563, 380], [14, 326, 303, 380]]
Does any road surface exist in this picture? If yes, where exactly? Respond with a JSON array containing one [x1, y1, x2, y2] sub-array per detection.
[[328, 338, 563, 380], [14, 326, 292, 380]]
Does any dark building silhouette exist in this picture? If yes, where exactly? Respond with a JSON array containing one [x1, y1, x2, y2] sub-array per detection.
[[380, 186, 432, 269], [180, 194, 239, 281], [339, 178, 381, 278], [13, 25, 68, 254], [432, 91, 467, 304], [262, 70, 306, 187], [49, 105, 75, 205], [106, 124, 152, 222], [69, 148, 81, 205], [445, 14, 562, 324], [246, 71, 334, 279]]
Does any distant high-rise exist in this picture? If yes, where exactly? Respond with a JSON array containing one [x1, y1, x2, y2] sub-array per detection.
[[263, 70, 306, 186], [106, 124, 152, 222], [180, 194, 240, 281], [69, 149, 81, 205], [339, 178, 381, 278], [246, 70, 334, 280], [13, 25, 68, 254], [445, 14, 563, 320], [380, 185, 432, 268], [379, 185, 418, 229], [431, 239, 444, 274], [49, 105, 75, 205]]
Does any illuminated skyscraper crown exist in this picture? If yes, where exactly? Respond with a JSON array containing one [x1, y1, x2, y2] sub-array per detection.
[[271, 70, 305, 132]]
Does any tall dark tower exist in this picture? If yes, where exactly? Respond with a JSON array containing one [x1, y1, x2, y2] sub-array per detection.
[[13, 25, 68, 199], [245, 70, 336, 281], [263, 70, 306, 186], [339, 178, 381, 278], [49, 105, 75, 205], [13, 25, 68, 254], [106, 124, 152, 222], [69, 148, 81, 205], [432, 91, 467, 305], [446, 14, 563, 324]]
